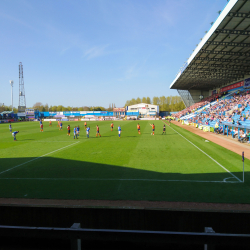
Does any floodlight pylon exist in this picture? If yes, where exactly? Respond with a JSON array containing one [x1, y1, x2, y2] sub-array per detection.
[[18, 62, 26, 112], [10, 80, 14, 111]]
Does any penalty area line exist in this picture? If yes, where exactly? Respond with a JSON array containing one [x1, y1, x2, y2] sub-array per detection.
[[168, 124, 242, 183], [0, 177, 240, 183], [0, 141, 80, 176]]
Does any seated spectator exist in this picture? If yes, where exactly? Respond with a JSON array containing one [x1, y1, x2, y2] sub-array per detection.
[[238, 131, 247, 143], [233, 128, 238, 138]]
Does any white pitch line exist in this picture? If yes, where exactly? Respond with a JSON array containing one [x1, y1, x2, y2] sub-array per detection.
[[0, 177, 239, 183], [0, 141, 80, 176], [168, 124, 242, 183], [1, 141, 77, 143]]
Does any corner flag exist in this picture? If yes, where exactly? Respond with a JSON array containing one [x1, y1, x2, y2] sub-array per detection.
[[242, 151, 244, 162]]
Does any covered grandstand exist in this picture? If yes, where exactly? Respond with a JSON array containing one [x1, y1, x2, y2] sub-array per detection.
[[170, 0, 250, 108]]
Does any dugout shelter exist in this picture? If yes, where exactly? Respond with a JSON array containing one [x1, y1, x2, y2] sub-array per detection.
[[170, 0, 250, 108]]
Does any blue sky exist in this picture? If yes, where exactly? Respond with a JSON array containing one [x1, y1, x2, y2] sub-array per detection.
[[0, 0, 228, 108]]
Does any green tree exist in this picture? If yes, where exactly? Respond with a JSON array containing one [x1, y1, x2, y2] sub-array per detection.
[[152, 96, 159, 105], [131, 98, 136, 105], [83, 106, 90, 111], [146, 97, 151, 104], [51, 106, 57, 112], [159, 96, 167, 111], [136, 97, 142, 104], [33, 102, 43, 111], [57, 105, 64, 111]]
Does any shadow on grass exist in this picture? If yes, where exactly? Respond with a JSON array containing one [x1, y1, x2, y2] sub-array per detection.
[[0, 157, 248, 204]]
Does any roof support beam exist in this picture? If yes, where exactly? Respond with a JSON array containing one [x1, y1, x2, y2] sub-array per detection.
[[189, 63, 250, 70], [187, 72, 244, 78], [186, 74, 242, 80], [215, 29, 250, 35], [227, 12, 250, 18], [195, 57, 250, 63], [206, 41, 250, 47], [200, 49, 250, 57], [186, 68, 250, 74]]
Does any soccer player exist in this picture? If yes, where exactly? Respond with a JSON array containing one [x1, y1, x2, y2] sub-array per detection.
[[9, 123, 12, 133], [137, 123, 141, 134], [67, 125, 70, 136], [57, 121, 60, 127], [150, 123, 155, 135], [73, 126, 77, 139], [84, 122, 87, 130], [12, 131, 19, 141], [59, 122, 63, 130], [40, 123, 44, 132], [96, 125, 101, 137], [118, 125, 121, 138], [77, 125, 80, 136], [111, 122, 114, 131], [86, 126, 90, 138], [162, 124, 166, 135], [49, 120, 52, 127], [168, 119, 171, 126]]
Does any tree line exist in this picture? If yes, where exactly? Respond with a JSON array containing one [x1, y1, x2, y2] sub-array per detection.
[[32, 103, 111, 112], [0, 96, 185, 113], [124, 96, 185, 112]]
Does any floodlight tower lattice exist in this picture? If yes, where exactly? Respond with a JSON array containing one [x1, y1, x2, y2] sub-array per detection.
[[10, 80, 14, 111], [19, 62, 26, 109]]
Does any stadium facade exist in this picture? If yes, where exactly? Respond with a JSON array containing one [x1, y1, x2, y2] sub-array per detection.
[[126, 103, 159, 117], [170, 0, 250, 108]]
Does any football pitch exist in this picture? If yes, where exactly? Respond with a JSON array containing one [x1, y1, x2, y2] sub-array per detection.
[[0, 120, 249, 204]]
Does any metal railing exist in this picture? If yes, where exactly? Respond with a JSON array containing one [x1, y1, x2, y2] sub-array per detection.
[[1, 224, 250, 250]]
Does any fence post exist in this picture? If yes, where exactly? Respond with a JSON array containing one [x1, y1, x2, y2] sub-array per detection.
[[204, 227, 215, 250], [71, 223, 81, 250]]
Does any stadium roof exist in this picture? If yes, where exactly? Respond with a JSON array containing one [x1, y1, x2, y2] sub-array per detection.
[[170, 0, 250, 91]]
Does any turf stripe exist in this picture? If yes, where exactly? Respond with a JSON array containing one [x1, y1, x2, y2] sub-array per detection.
[[167, 124, 242, 183], [0, 177, 239, 183], [0, 141, 80, 176]]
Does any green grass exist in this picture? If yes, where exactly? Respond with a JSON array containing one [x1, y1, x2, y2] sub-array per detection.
[[0, 120, 249, 203]]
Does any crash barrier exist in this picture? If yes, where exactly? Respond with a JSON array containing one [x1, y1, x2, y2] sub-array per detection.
[[1, 224, 250, 250]]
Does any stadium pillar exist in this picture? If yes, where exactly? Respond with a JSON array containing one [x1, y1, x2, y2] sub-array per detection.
[[70, 223, 81, 250]]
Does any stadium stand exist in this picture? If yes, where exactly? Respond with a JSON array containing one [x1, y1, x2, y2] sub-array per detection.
[[173, 88, 250, 142]]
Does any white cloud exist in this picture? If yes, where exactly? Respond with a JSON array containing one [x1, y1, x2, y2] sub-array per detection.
[[84, 44, 109, 60]]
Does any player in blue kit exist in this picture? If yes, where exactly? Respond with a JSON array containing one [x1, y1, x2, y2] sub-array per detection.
[[86, 126, 90, 138], [9, 123, 12, 133], [77, 125, 80, 136], [118, 125, 121, 138], [59, 122, 63, 130], [73, 126, 78, 139], [12, 131, 19, 141]]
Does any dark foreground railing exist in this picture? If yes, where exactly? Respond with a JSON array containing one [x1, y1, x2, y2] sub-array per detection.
[[0, 224, 250, 250]]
